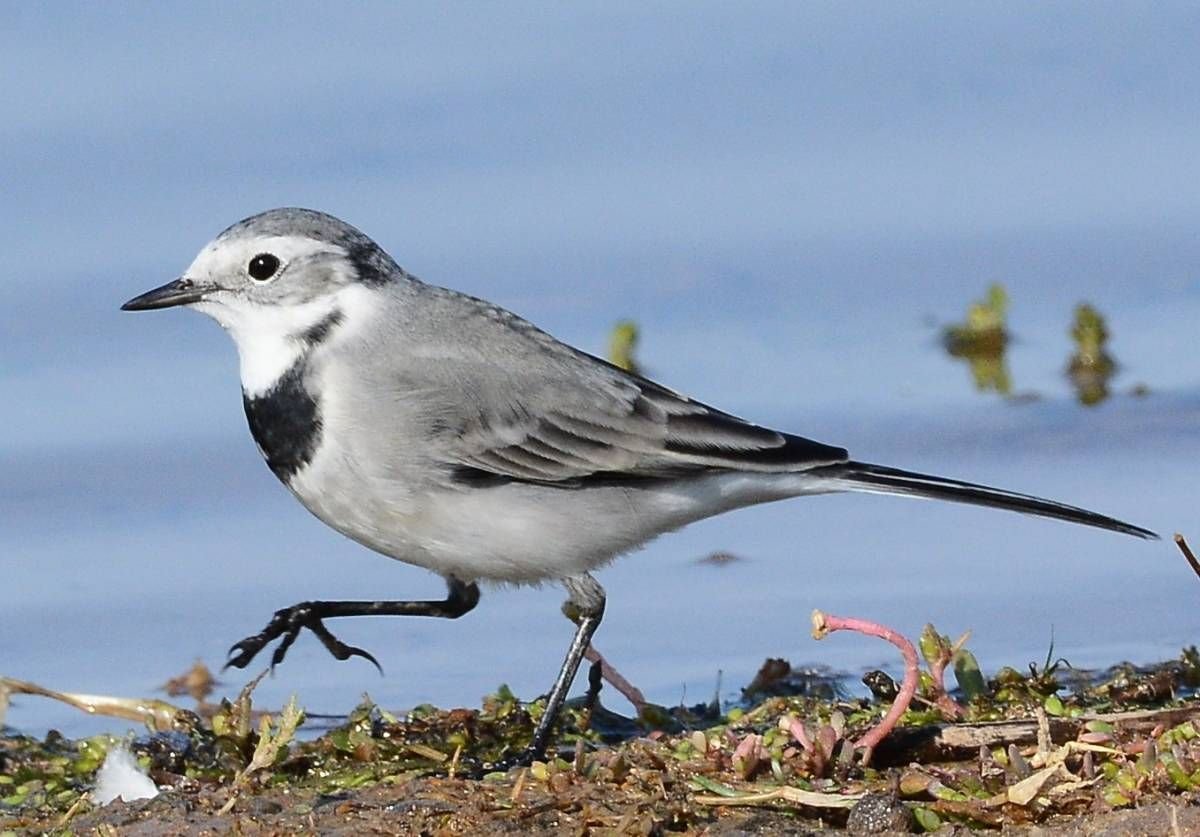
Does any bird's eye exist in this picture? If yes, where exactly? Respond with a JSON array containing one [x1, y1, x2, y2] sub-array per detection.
[[247, 253, 281, 281]]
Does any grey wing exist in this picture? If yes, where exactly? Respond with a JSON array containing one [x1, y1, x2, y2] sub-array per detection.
[[444, 350, 849, 486]]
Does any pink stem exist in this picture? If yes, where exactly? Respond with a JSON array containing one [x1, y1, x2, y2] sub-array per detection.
[[584, 644, 648, 716], [811, 610, 920, 765], [928, 655, 965, 720]]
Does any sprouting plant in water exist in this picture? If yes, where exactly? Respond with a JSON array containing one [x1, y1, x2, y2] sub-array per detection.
[[942, 283, 1012, 395], [1066, 302, 1117, 406], [608, 320, 641, 375]]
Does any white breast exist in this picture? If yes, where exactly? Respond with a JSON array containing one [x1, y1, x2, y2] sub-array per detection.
[[195, 285, 376, 397]]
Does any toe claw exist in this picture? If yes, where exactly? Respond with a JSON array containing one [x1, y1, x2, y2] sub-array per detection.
[[269, 629, 301, 668], [223, 643, 255, 671], [345, 644, 384, 675], [307, 620, 384, 673]]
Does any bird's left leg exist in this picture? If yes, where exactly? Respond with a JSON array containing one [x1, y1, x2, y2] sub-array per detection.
[[487, 573, 605, 769]]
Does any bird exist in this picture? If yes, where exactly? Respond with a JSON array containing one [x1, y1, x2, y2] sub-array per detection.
[[122, 208, 1156, 766]]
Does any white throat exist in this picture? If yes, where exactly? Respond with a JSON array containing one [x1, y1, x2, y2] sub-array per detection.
[[195, 287, 365, 397]]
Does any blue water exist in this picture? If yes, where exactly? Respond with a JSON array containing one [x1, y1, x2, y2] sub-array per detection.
[[3, 4, 1199, 738]]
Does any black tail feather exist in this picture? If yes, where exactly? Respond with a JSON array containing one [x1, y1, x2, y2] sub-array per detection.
[[816, 461, 1157, 539]]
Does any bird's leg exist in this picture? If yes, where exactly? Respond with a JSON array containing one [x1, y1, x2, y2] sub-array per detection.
[[484, 574, 606, 771], [224, 577, 480, 672]]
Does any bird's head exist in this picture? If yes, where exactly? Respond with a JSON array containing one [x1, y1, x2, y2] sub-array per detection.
[[123, 208, 402, 394], [122, 207, 400, 320]]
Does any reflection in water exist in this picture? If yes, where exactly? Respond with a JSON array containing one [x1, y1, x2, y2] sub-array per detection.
[[1066, 303, 1117, 407], [608, 320, 642, 375], [941, 283, 1012, 396]]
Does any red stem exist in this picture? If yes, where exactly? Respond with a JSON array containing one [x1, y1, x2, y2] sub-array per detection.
[[928, 654, 965, 720], [811, 610, 920, 764]]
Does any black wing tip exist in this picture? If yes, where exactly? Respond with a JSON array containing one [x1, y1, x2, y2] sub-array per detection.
[[662, 431, 848, 469]]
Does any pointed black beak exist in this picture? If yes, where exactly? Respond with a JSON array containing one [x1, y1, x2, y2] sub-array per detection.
[[121, 277, 207, 311]]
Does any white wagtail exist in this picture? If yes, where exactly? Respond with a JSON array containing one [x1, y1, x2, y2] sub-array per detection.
[[122, 208, 1156, 764]]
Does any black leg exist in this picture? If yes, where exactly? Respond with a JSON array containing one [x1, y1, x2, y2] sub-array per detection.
[[224, 577, 480, 672], [485, 574, 605, 771]]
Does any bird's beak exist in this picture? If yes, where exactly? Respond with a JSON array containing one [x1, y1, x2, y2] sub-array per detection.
[[121, 277, 208, 311]]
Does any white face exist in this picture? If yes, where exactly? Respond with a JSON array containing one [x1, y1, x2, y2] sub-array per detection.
[[185, 234, 350, 308], [183, 233, 364, 396]]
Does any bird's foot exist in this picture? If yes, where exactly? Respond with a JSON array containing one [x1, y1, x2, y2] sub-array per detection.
[[224, 602, 383, 673]]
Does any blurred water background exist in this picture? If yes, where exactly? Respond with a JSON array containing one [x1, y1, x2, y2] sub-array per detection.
[[3, 4, 1199, 737]]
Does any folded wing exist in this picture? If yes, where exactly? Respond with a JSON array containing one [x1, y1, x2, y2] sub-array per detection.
[[443, 350, 848, 485]]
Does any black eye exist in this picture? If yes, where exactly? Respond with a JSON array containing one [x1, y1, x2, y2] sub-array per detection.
[[248, 253, 280, 281]]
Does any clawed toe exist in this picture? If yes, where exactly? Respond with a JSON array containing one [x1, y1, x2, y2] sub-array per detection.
[[222, 604, 382, 673], [307, 620, 384, 674], [223, 638, 265, 671]]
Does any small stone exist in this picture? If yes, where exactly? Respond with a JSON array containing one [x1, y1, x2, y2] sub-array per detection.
[[846, 791, 914, 834]]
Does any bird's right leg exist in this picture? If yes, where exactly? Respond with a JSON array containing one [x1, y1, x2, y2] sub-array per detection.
[[224, 577, 480, 671]]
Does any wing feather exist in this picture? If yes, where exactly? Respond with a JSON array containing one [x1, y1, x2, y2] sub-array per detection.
[[445, 351, 847, 486]]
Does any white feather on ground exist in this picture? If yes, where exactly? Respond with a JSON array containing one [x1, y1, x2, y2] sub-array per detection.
[[93, 745, 159, 805]]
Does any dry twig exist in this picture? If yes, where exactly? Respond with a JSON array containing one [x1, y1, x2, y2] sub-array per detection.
[[1175, 534, 1200, 580]]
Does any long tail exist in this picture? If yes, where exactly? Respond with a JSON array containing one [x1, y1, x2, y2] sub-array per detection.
[[811, 461, 1157, 539]]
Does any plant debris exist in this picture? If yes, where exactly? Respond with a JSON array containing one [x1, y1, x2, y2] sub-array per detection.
[[5, 608, 1200, 834]]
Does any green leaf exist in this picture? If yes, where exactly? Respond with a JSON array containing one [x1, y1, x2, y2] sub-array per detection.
[[951, 649, 987, 701], [689, 775, 742, 798], [927, 778, 970, 803], [329, 729, 353, 753], [1161, 754, 1195, 790], [912, 806, 943, 832], [1102, 787, 1133, 808], [919, 624, 948, 669]]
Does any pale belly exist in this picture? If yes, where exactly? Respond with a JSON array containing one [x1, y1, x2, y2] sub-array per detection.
[[284, 440, 835, 584]]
